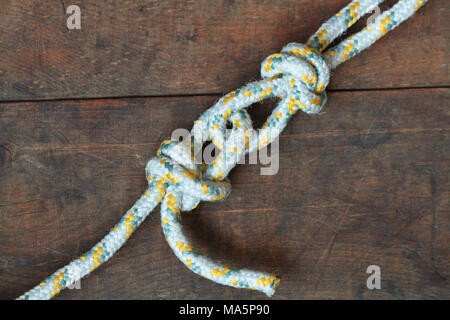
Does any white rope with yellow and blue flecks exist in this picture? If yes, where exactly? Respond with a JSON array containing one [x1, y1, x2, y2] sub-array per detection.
[[18, 0, 428, 299]]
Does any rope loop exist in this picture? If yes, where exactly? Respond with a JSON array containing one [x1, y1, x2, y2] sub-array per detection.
[[190, 43, 331, 186]]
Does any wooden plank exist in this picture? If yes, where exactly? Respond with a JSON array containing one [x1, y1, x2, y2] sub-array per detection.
[[0, 88, 448, 299], [0, 0, 447, 101]]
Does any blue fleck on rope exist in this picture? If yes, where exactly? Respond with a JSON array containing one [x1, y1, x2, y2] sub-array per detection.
[[18, 0, 428, 299]]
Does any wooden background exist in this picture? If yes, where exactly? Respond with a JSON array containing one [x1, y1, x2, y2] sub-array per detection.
[[0, 0, 448, 299]]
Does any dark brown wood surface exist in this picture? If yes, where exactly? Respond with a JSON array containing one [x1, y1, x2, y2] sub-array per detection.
[[0, 0, 449, 300], [0, 0, 448, 101], [1, 89, 449, 299]]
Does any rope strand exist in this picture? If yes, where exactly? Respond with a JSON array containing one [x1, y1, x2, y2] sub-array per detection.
[[18, 0, 428, 300]]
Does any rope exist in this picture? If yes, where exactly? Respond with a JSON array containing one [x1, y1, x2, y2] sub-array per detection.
[[18, 0, 428, 299]]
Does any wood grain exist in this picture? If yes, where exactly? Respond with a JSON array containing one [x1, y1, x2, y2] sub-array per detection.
[[0, 88, 448, 299], [0, 0, 448, 101]]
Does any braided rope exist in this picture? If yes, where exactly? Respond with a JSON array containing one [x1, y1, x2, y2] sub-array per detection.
[[18, 0, 428, 299]]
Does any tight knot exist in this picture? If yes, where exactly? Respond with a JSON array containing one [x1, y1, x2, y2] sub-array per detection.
[[261, 42, 330, 114], [145, 138, 231, 212]]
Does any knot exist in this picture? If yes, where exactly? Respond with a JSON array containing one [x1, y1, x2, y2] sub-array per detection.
[[261, 42, 330, 114], [145, 138, 231, 212], [194, 44, 332, 183]]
